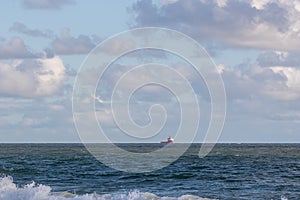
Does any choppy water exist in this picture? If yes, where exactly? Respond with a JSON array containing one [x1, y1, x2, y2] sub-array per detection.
[[0, 143, 299, 200]]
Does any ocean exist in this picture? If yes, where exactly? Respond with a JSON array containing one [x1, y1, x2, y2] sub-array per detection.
[[0, 143, 299, 200]]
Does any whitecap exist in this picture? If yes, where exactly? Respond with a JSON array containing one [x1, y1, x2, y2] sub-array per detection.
[[0, 176, 214, 200]]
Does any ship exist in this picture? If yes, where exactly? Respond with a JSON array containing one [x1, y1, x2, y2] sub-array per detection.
[[160, 136, 174, 144]]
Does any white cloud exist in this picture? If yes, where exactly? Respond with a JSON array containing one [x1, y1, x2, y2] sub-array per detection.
[[219, 62, 300, 101], [257, 51, 300, 67], [0, 37, 36, 59], [0, 56, 66, 97], [52, 27, 95, 55], [35, 56, 66, 96], [270, 66, 300, 88], [294, 0, 300, 12], [202, 0, 228, 7], [132, 0, 300, 51], [10, 22, 53, 38], [0, 97, 78, 142], [250, 0, 272, 10]]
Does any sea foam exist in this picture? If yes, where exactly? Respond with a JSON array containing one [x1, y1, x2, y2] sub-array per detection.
[[0, 176, 213, 200]]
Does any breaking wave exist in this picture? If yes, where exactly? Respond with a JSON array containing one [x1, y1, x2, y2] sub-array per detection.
[[0, 176, 213, 200]]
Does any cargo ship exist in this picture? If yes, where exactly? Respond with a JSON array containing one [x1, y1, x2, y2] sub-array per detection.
[[160, 136, 174, 144]]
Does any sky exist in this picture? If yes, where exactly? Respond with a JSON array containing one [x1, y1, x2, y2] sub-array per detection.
[[1, 0, 300, 143]]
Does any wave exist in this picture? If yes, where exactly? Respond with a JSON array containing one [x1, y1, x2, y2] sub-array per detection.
[[0, 176, 213, 200]]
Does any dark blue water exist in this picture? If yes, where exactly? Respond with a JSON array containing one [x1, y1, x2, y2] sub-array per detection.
[[0, 143, 299, 199]]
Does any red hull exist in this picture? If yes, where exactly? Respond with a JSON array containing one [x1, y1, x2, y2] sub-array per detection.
[[160, 141, 173, 144]]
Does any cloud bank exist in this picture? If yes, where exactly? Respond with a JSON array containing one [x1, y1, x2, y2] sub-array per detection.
[[131, 0, 300, 51]]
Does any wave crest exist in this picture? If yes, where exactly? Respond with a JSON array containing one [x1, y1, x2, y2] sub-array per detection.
[[0, 176, 213, 200]]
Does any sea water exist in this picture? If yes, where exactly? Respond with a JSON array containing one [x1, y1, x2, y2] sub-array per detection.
[[0, 143, 299, 200]]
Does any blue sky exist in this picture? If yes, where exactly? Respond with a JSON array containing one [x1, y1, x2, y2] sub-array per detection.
[[1, 0, 300, 142]]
